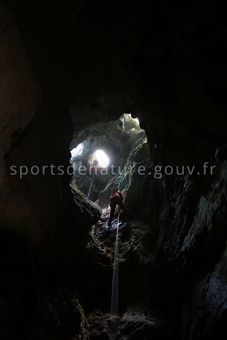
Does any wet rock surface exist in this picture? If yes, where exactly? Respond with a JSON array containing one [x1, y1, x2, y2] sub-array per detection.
[[88, 214, 151, 267], [182, 251, 227, 340], [74, 309, 167, 340]]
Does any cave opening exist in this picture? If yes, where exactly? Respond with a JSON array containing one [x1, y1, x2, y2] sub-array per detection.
[[69, 113, 150, 212], [68, 112, 153, 338], [89, 149, 110, 169]]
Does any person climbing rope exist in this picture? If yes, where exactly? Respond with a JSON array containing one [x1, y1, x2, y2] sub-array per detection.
[[108, 191, 130, 227]]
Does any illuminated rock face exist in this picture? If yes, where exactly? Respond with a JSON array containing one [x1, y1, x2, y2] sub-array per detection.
[[0, 1, 227, 339], [69, 113, 149, 203]]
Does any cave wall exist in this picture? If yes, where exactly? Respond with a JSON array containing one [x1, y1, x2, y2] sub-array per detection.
[[67, 6, 227, 337], [0, 4, 41, 243], [0, 4, 100, 338]]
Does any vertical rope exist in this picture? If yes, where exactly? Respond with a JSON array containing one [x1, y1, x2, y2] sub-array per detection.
[[87, 171, 95, 199], [110, 214, 120, 339]]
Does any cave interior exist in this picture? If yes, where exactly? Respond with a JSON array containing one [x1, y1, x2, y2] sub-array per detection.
[[0, 1, 227, 340]]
